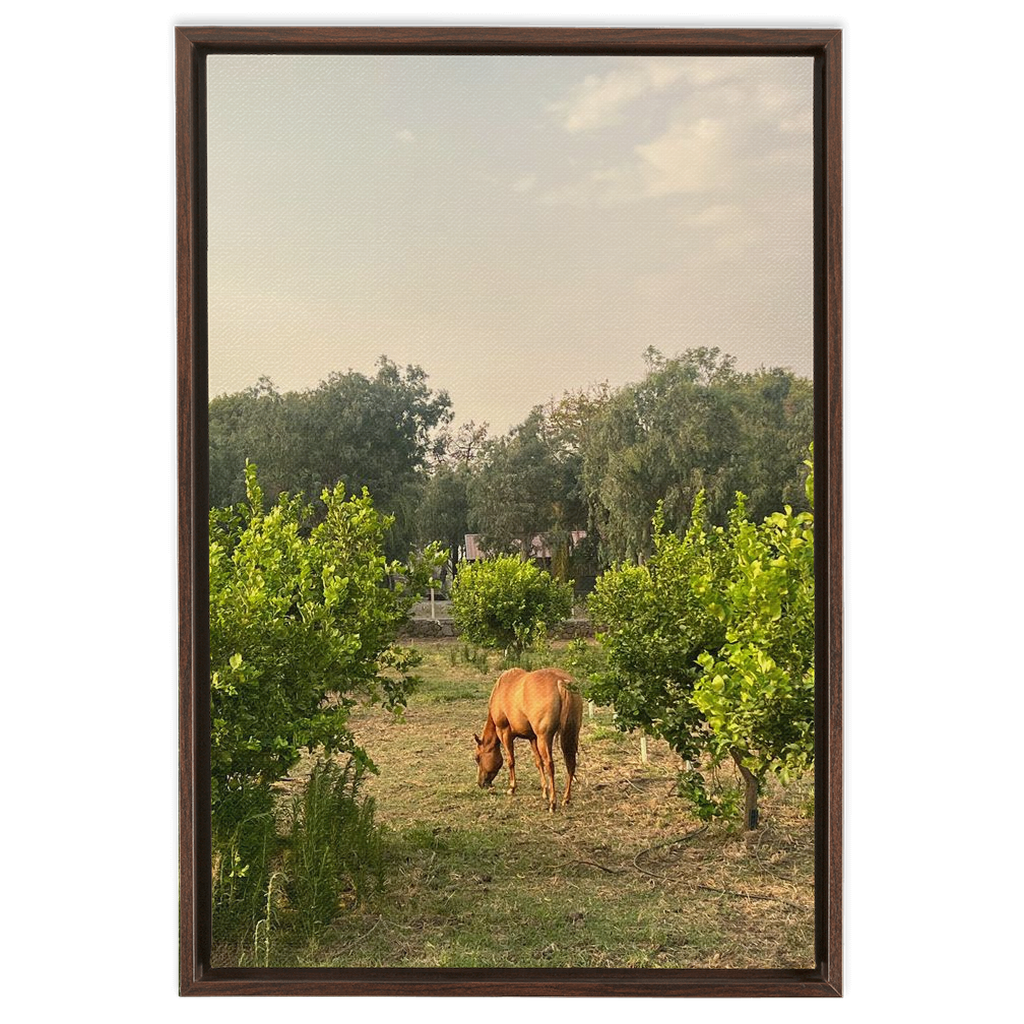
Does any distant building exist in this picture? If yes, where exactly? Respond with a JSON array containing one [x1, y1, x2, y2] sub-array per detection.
[[463, 531, 587, 564]]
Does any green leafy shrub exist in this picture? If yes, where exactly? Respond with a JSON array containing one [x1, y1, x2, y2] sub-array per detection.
[[587, 494, 727, 763], [450, 555, 573, 657], [690, 493, 815, 826], [209, 464, 443, 939], [210, 464, 439, 820], [284, 757, 384, 938], [588, 452, 815, 826], [560, 637, 607, 696]]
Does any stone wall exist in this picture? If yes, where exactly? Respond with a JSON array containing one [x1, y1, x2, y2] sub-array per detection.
[[398, 617, 457, 639]]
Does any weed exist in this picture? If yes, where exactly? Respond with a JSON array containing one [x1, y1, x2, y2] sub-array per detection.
[[252, 870, 283, 967], [211, 785, 278, 944], [799, 792, 815, 818], [284, 757, 384, 940]]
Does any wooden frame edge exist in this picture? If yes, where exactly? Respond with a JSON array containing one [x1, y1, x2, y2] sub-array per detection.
[[177, 26, 842, 997]]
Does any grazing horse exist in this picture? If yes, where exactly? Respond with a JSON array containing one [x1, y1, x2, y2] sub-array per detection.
[[473, 668, 583, 812]]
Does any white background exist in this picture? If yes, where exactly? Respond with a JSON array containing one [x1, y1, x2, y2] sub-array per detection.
[[4, 1, 1020, 1019]]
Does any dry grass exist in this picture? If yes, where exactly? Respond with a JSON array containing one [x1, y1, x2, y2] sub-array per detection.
[[214, 638, 815, 969]]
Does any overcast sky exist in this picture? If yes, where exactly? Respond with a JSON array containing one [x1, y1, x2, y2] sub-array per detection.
[[207, 54, 813, 433]]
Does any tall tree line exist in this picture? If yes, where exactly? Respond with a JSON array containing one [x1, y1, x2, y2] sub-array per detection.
[[209, 357, 452, 558], [209, 347, 812, 576]]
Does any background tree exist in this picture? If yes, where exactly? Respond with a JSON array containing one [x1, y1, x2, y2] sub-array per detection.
[[580, 347, 812, 564], [209, 376, 298, 510], [415, 421, 489, 583], [417, 464, 471, 585], [208, 357, 452, 558], [468, 406, 587, 577]]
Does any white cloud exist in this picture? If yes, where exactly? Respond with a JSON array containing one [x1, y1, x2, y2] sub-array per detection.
[[677, 202, 765, 258], [548, 60, 687, 133], [541, 58, 813, 210], [688, 203, 744, 226], [635, 118, 727, 196], [539, 165, 646, 207], [538, 118, 728, 206]]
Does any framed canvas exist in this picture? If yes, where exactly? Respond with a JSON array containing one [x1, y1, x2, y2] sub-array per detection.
[[177, 26, 842, 997]]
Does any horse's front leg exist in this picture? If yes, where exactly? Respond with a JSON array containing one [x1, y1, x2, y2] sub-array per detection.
[[500, 732, 517, 796]]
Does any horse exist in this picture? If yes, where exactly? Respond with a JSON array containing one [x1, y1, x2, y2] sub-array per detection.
[[473, 668, 583, 812]]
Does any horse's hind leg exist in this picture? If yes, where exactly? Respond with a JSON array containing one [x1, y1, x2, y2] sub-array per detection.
[[529, 738, 548, 802], [538, 736, 557, 812]]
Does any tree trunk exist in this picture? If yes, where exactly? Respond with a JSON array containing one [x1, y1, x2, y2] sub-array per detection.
[[730, 748, 760, 830]]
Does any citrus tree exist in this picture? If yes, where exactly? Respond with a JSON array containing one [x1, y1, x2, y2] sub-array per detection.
[[209, 463, 440, 824], [586, 494, 726, 763], [690, 487, 815, 827], [588, 454, 814, 826], [450, 555, 574, 657]]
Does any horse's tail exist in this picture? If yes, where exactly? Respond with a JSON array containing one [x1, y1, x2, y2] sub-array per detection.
[[557, 675, 583, 767]]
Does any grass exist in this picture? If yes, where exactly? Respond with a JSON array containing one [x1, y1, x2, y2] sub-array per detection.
[[212, 638, 815, 969]]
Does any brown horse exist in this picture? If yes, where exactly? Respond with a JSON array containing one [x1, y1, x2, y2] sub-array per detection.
[[473, 668, 583, 812]]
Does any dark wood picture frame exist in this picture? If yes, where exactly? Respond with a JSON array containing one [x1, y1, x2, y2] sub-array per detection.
[[177, 25, 842, 997]]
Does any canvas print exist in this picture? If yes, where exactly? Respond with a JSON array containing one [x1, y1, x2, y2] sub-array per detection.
[[205, 53, 816, 970]]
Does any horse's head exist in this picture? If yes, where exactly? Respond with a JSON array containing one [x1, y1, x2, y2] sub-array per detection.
[[473, 733, 502, 788]]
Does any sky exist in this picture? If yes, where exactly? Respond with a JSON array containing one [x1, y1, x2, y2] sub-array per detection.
[[207, 54, 813, 434]]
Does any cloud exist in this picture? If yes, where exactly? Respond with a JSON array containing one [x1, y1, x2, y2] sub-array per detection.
[[537, 118, 727, 206], [634, 118, 727, 196], [541, 58, 813, 209], [539, 165, 646, 207], [548, 60, 687, 133], [677, 202, 765, 258]]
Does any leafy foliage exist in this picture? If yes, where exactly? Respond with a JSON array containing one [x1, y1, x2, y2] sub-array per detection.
[[209, 358, 452, 557], [580, 348, 812, 563], [417, 463, 472, 583], [588, 457, 815, 823], [211, 350, 810, 578], [691, 468, 816, 801], [450, 555, 574, 657], [467, 408, 584, 571], [587, 495, 727, 764], [209, 463, 438, 819]]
